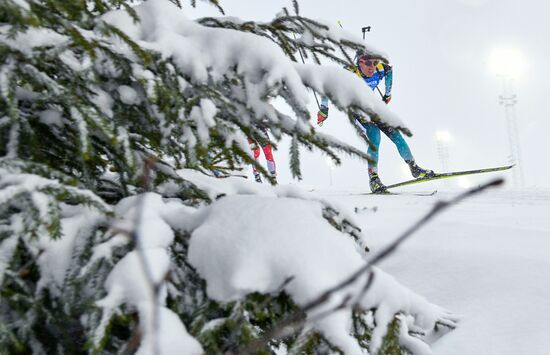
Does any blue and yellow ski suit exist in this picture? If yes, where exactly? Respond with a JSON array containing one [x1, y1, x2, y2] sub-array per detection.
[[322, 63, 414, 174]]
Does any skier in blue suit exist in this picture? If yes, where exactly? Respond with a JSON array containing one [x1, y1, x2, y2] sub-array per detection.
[[317, 50, 435, 193]]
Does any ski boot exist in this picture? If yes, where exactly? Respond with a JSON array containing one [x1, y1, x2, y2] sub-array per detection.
[[254, 172, 262, 183], [269, 172, 278, 185], [407, 160, 436, 178], [369, 173, 387, 193]]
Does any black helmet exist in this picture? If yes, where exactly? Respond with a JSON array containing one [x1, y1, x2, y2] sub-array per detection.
[[355, 49, 386, 68], [355, 49, 373, 64]]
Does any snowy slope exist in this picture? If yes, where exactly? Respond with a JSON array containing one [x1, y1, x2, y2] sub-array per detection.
[[315, 187, 550, 355]]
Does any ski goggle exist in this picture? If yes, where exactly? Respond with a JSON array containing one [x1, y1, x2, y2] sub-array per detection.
[[358, 59, 379, 67]]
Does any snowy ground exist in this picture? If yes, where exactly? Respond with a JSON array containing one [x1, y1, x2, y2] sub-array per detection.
[[314, 187, 550, 355]]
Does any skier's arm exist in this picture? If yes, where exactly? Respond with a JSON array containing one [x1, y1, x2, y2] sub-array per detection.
[[382, 64, 393, 104], [317, 64, 359, 125]]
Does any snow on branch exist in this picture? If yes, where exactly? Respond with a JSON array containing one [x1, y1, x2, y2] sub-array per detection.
[[186, 191, 440, 354], [233, 179, 504, 354], [102, 0, 405, 134]]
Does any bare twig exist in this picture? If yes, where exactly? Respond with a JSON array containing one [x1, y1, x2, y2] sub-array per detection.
[[238, 178, 503, 354], [307, 178, 503, 313], [122, 314, 141, 355]]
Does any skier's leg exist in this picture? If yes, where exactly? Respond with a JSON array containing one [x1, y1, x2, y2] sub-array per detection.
[[363, 122, 381, 175], [362, 122, 386, 193], [379, 125, 435, 178], [261, 144, 277, 181], [249, 138, 262, 182], [379, 124, 414, 162]]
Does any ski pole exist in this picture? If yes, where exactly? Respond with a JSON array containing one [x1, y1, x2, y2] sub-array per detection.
[[339, 23, 385, 102], [360, 26, 385, 102], [292, 32, 321, 110], [374, 68, 385, 101], [375, 86, 384, 100], [362, 26, 371, 40], [360, 25, 384, 100]]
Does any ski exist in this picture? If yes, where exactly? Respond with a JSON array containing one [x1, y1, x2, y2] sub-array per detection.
[[212, 173, 248, 179], [338, 190, 438, 197], [384, 164, 514, 190], [366, 190, 438, 196]]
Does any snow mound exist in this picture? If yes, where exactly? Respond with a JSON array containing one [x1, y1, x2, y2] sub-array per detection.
[[189, 194, 456, 354]]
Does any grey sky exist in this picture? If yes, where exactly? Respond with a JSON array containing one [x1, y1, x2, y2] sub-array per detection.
[[190, 0, 550, 189]]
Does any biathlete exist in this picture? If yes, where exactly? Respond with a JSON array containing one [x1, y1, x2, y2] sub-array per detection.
[[317, 50, 435, 193]]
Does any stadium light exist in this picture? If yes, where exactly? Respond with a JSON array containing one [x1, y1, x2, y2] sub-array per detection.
[[488, 47, 525, 79], [435, 130, 451, 143]]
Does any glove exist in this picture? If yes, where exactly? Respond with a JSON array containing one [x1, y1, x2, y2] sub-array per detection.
[[382, 94, 392, 104], [317, 105, 329, 125]]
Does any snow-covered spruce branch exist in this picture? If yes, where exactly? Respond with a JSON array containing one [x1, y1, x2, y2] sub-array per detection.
[[183, 177, 448, 353], [198, 1, 387, 69], [92, 170, 203, 354], [0, 0, 471, 353], [1, 0, 410, 189], [238, 179, 503, 354]]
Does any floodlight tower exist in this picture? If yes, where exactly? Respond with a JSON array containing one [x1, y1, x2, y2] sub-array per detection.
[[498, 78, 524, 187], [489, 47, 525, 187]]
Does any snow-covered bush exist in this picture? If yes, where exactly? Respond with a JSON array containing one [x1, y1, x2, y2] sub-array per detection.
[[0, 0, 456, 353]]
